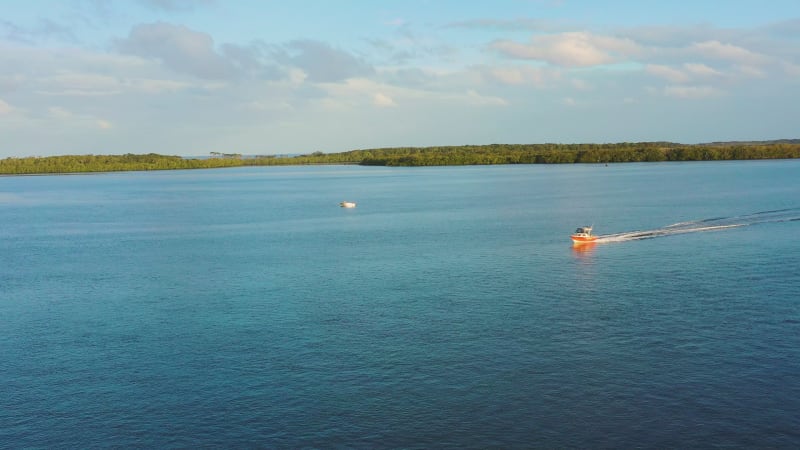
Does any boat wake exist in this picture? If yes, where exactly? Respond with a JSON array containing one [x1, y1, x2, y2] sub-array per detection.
[[593, 208, 800, 243]]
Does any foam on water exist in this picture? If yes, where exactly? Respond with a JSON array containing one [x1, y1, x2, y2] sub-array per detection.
[[594, 208, 800, 243]]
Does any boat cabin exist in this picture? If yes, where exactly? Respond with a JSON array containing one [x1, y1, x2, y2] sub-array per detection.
[[574, 226, 592, 235]]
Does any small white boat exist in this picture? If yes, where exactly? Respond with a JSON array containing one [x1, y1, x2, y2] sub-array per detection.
[[339, 201, 357, 208]]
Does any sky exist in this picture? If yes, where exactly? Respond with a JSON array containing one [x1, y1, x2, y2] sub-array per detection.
[[1, 0, 799, 157]]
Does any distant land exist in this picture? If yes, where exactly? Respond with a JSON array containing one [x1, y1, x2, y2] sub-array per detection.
[[700, 139, 800, 146], [1, 140, 799, 174]]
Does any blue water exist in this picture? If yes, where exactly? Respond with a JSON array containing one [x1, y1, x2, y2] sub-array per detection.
[[2, 161, 800, 448]]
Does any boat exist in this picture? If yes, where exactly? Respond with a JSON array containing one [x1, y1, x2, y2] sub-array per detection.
[[571, 226, 597, 243], [339, 201, 357, 208]]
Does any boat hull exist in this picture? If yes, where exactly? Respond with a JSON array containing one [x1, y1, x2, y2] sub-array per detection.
[[570, 235, 598, 243]]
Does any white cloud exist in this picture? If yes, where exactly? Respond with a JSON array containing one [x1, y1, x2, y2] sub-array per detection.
[[46, 106, 114, 129], [689, 40, 766, 65], [2, 6, 800, 157], [277, 39, 374, 83], [33, 71, 197, 96], [37, 72, 123, 96], [116, 22, 234, 79], [734, 65, 767, 78], [684, 63, 722, 77], [315, 77, 508, 112], [373, 92, 396, 107], [132, 78, 191, 93], [491, 32, 640, 67], [489, 67, 527, 85], [663, 85, 722, 99], [465, 90, 508, 106], [646, 64, 690, 83], [48, 106, 74, 119], [781, 62, 800, 77], [487, 66, 556, 86], [571, 79, 591, 90], [287, 68, 307, 85], [646, 62, 726, 85], [0, 99, 12, 115]]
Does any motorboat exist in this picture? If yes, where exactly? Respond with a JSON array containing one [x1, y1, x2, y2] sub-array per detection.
[[339, 201, 357, 208], [571, 226, 597, 243]]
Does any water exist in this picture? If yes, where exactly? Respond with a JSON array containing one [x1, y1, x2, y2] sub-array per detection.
[[2, 161, 799, 448]]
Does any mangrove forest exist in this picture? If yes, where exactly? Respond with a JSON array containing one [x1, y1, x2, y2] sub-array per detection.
[[1, 140, 799, 174]]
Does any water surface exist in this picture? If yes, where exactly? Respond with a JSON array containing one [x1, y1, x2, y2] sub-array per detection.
[[2, 161, 799, 447]]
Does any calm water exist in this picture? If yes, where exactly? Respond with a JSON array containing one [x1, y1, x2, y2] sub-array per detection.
[[2, 161, 800, 448]]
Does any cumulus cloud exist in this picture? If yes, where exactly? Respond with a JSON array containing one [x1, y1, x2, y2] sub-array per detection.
[[646, 64, 691, 83], [116, 22, 233, 79], [689, 40, 766, 65], [684, 63, 723, 77], [221, 42, 283, 80], [781, 62, 800, 76], [373, 92, 396, 107], [646, 62, 727, 85], [465, 90, 508, 106], [0, 98, 12, 114], [37, 72, 124, 96], [486, 66, 556, 86], [734, 64, 767, 78], [86, 14, 371, 89], [45, 106, 114, 130], [491, 31, 640, 67], [663, 85, 722, 99], [764, 18, 800, 36], [315, 77, 508, 113], [571, 78, 591, 90], [3, 4, 798, 157], [47, 106, 75, 119], [274, 40, 374, 83]]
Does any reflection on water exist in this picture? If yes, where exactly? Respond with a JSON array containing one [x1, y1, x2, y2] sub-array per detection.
[[571, 242, 597, 257]]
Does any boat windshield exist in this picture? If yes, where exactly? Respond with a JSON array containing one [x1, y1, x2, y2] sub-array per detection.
[[575, 227, 586, 233]]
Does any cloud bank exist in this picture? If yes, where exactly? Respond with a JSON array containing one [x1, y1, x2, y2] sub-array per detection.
[[1, 3, 799, 157]]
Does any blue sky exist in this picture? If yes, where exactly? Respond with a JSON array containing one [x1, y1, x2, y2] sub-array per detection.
[[1, 0, 799, 157]]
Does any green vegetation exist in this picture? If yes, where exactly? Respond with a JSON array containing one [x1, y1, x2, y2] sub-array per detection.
[[354, 142, 800, 166], [2, 141, 799, 174], [0, 152, 345, 174]]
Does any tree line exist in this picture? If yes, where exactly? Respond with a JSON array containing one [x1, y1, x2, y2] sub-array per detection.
[[0, 153, 338, 174], [1, 142, 799, 174], [354, 142, 800, 166]]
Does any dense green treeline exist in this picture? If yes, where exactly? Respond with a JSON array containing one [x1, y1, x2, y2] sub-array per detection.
[[2, 142, 799, 174], [353, 142, 800, 166], [0, 153, 243, 174], [0, 152, 350, 174]]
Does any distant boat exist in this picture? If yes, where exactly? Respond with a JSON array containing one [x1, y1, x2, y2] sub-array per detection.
[[339, 201, 357, 208], [570, 226, 597, 244]]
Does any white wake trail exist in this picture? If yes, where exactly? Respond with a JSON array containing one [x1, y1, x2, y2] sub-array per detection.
[[590, 208, 800, 244]]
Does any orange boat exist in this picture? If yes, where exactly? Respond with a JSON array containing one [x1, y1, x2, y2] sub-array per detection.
[[571, 226, 597, 244]]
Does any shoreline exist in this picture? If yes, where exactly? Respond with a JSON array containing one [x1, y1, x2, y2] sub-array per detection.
[[2, 157, 800, 177], [2, 140, 800, 174]]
